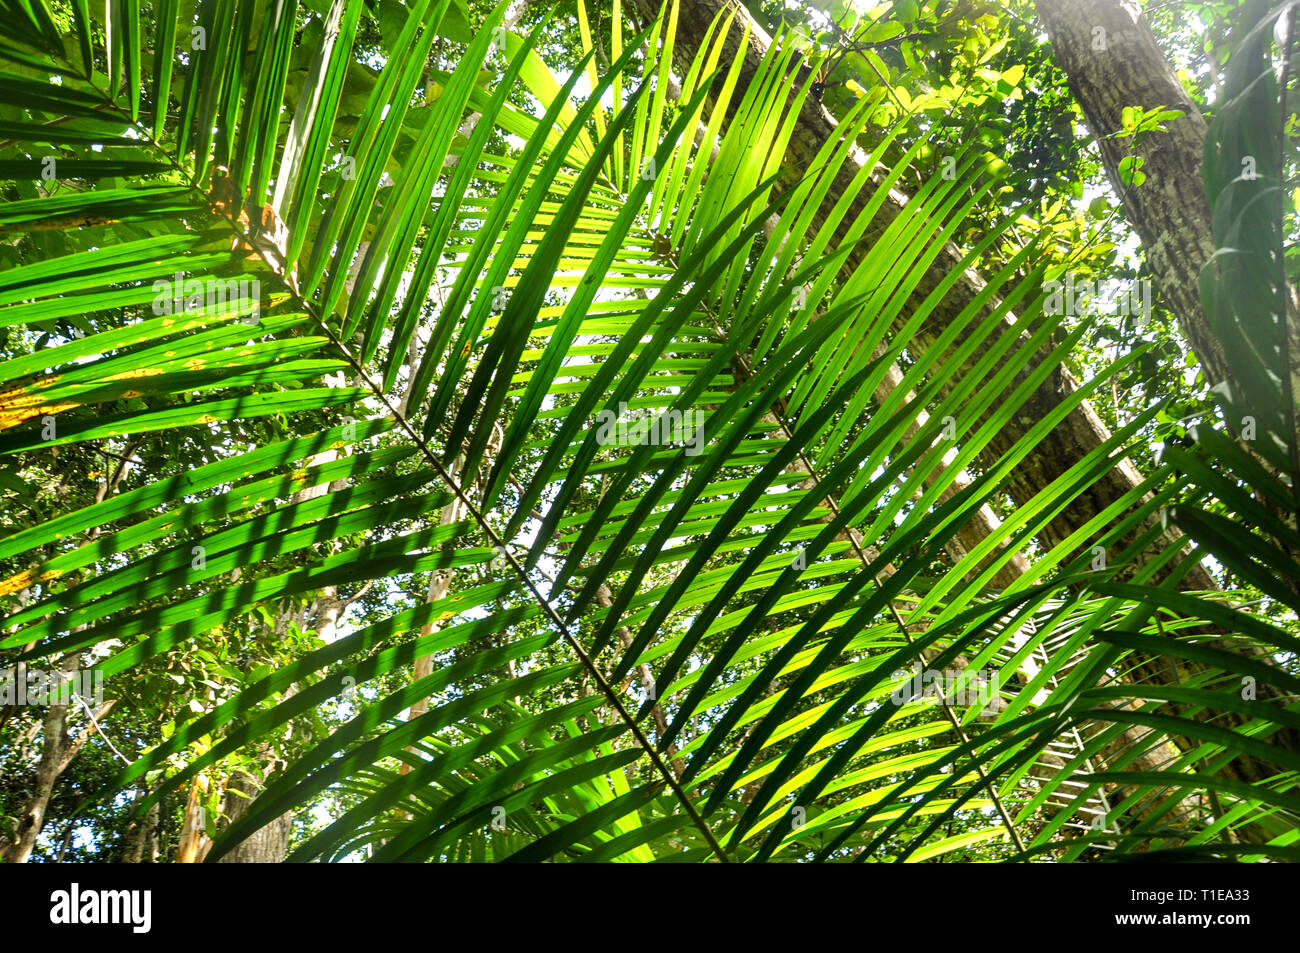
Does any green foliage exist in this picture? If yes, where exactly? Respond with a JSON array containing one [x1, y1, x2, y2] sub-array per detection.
[[0, 0, 1296, 863]]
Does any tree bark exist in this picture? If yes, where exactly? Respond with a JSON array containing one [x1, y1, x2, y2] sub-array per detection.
[[1036, 0, 1300, 419], [1033, 0, 1300, 781], [122, 793, 160, 863], [1, 450, 132, 861], [175, 774, 214, 863], [216, 769, 293, 863], [1, 657, 115, 862]]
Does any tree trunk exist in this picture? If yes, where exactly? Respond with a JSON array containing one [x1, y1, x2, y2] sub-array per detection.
[[122, 793, 160, 863], [2, 454, 132, 861], [216, 769, 293, 863], [1036, 0, 1300, 420], [1, 656, 114, 863], [175, 774, 214, 863], [2, 665, 74, 863], [1033, 0, 1300, 779]]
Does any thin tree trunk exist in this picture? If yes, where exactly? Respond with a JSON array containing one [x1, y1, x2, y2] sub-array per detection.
[[2, 660, 76, 863], [1, 448, 132, 862], [1, 656, 115, 862], [594, 584, 688, 780], [122, 792, 160, 863], [175, 774, 213, 863]]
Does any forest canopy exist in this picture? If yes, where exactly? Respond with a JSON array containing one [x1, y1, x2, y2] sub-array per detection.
[[0, 0, 1297, 865]]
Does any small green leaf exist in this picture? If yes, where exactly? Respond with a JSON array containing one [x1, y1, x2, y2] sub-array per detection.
[[1118, 154, 1146, 187]]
